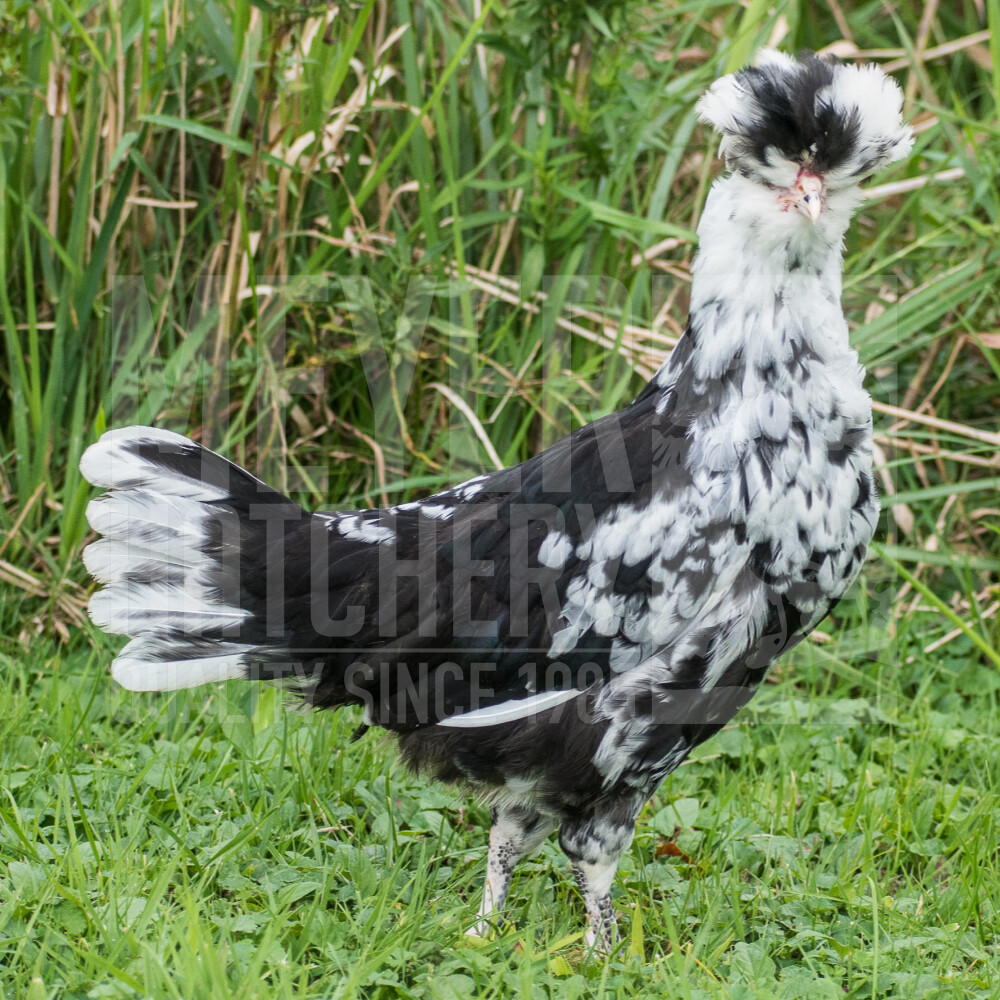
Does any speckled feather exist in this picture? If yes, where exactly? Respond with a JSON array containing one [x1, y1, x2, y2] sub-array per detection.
[[79, 52, 911, 952]]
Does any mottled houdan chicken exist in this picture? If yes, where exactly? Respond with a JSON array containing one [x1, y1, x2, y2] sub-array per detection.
[[81, 51, 912, 951]]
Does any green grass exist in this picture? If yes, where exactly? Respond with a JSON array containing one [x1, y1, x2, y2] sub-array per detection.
[[1, 0, 999, 996], [2, 600, 998, 998]]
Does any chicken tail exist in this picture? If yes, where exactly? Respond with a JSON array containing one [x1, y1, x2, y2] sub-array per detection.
[[80, 426, 305, 691]]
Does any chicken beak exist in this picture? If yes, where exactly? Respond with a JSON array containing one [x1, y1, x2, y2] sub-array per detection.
[[787, 172, 824, 223]]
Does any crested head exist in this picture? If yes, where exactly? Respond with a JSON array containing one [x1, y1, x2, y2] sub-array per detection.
[[692, 51, 912, 258], [698, 50, 912, 190]]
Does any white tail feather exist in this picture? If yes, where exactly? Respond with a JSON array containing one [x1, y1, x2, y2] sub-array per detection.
[[86, 490, 220, 545], [82, 537, 209, 583], [88, 583, 249, 636], [112, 652, 248, 691], [79, 426, 231, 500]]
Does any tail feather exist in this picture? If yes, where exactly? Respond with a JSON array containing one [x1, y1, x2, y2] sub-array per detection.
[[86, 490, 218, 548], [111, 635, 251, 691], [81, 537, 204, 585], [80, 426, 299, 692], [88, 583, 251, 636], [80, 425, 289, 507]]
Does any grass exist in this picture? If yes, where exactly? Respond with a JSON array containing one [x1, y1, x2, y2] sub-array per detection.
[[1, 0, 998, 996], [3, 606, 999, 998]]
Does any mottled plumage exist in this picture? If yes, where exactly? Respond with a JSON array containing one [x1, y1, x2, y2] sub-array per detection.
[[80, 52, 911, 952]]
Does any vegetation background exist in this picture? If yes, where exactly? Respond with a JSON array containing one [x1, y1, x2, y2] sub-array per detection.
[[1, 0, 999, 996]]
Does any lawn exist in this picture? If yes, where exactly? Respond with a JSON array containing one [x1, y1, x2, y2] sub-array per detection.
[[1, 0, 999, 997]]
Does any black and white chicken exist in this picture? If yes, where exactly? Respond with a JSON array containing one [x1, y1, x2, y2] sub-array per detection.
[[80, 51, 912, 951]]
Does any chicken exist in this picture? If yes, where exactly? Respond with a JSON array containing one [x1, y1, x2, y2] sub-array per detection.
[[80, 50, 912, 952]]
